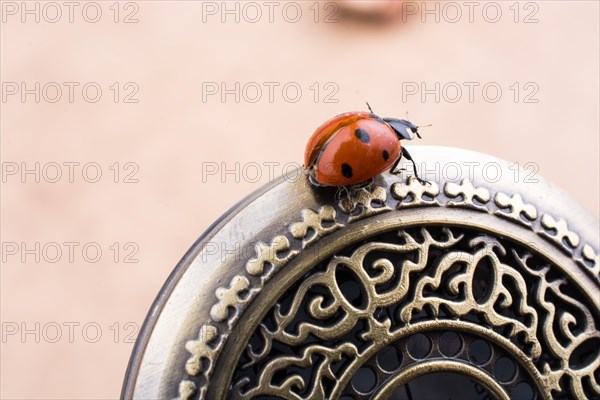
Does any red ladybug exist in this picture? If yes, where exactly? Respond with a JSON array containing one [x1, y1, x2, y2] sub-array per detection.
[[304, 104, 426, 187]]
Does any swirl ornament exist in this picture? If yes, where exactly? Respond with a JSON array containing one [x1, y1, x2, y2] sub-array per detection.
[[122, 146, 599, 400], [230, 228, 598, 399]]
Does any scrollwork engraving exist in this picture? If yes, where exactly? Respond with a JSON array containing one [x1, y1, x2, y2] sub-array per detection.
[[231, 227, 598, 399]]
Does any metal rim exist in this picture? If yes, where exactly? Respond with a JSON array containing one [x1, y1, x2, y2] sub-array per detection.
[[122, 146, 599, 400]]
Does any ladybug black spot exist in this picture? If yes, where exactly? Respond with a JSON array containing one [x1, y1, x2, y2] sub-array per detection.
[[354, 128, 371, 143], [341, 163, 353, 178], [383, 150, 390, 161]]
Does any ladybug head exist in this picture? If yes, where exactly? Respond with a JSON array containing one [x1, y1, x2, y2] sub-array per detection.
[[383, 118, 422, 141]]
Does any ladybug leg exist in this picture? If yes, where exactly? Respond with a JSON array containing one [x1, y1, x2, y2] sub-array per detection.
[[390, 156, 405, 175], [401, 147, 429, 185]]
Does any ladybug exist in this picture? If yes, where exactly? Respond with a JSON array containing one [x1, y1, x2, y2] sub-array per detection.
[[304, 104, 427, 187]]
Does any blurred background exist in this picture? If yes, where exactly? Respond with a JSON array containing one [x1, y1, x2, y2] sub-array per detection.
[[1, 1, 598, 398]]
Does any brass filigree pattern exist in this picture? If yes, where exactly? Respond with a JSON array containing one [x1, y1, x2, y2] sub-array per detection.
[[338, 186, 390, 220], [344, 328, 537, 399], [177, 177, 599, 400], [290, 206, 343, 248], [399, 236, 541, 358], [230, 227, 598, 399], [494, 192, 538, 225], [540, 214, 580, 249], [181, 324, 223, 399], [392, 175, 440, 207], [581, 244, 600, 276], [444, 179, 491, 211], [210, 275, 254, 326], [246, 235, 297, 279]]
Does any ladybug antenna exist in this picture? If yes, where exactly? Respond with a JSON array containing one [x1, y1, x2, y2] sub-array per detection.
[[366, 102, 374, 114], [414, 123, 432, 139]]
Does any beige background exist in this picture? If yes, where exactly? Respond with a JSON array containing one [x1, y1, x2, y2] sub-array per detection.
[[1, 1, 598, 399]]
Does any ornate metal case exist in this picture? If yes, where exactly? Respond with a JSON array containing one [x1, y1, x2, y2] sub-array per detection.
[[123, 146, 599, 400]]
